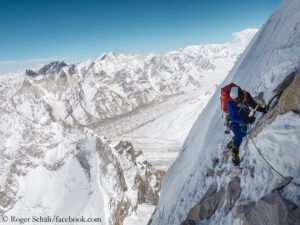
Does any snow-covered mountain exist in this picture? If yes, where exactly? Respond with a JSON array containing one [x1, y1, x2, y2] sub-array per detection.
[[149, 0, 300, 225], [2, 29, 256, 131], [0, 112, 164, 225], [0, 29, 256, 225]]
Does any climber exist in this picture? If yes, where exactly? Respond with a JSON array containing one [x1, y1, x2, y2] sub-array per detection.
[[221, 84, 267, 166]]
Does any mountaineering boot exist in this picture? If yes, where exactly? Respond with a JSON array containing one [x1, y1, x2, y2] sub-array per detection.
[[227, 138, 234, 150], [232, 146, 240, 166]]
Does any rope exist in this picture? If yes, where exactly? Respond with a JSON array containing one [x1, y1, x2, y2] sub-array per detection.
[[266, 93, 282, 110], [249, 135, 300, 187], [248, 93, 300, 187], [226, 93, 299, 187]]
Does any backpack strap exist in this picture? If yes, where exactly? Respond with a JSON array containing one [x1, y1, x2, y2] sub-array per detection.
[[242, 90, 248, 102]]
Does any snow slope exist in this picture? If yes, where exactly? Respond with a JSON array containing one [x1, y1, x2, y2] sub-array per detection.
[[150, 0, 300, 224]]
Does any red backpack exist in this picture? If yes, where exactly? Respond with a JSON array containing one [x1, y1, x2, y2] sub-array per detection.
[[220, 83, 237, 113]]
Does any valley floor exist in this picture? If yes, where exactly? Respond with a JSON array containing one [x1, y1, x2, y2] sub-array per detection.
[[111, 86, 217, 171]]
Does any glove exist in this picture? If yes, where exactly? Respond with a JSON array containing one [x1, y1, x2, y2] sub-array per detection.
[[244, 116, 255, 124], [257, 105, 267, 114]]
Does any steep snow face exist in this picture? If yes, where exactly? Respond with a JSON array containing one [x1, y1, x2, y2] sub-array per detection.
[[150, 1, 300, 225]]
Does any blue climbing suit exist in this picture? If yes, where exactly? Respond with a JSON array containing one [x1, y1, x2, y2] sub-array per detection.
[[227, 91, 258, 147]]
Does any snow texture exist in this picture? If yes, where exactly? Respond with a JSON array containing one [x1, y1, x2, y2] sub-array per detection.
[[150, 0, 300, 224]]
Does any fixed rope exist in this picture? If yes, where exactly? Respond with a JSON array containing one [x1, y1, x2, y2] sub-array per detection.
[[247, 93, 300, 187], [226, 92, 299, 187], [249, 135, 300, 188]]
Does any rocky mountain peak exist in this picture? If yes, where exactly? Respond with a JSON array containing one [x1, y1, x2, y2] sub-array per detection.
[[25, 61, 69, 77], [97, 51, 118, 61]]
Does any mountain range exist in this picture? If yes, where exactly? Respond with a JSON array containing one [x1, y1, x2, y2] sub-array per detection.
[[0, 29, 257, 224]]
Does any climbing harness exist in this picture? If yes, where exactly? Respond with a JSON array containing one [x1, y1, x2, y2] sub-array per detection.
[[224, 118, 250, 135]]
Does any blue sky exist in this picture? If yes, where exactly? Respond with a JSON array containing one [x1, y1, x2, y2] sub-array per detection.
[[0, 0, 282, 74]]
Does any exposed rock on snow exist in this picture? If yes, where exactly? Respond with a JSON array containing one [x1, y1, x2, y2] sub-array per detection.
[[237, 190, 300, 225], [26, 61, 68, 76], [186, 176, 241, 222], [187, 181, 223, 221], [251, 71, 300, 138], [274, 177, 294, 192], [275, 72, 300, 113], [95, 137, 164, 225], [205, 169, 215, 177], [272, 72, 297, 95], [222, 176, 241, 213], [180, 219, 196, 225], [206, 167, 254, 178]]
